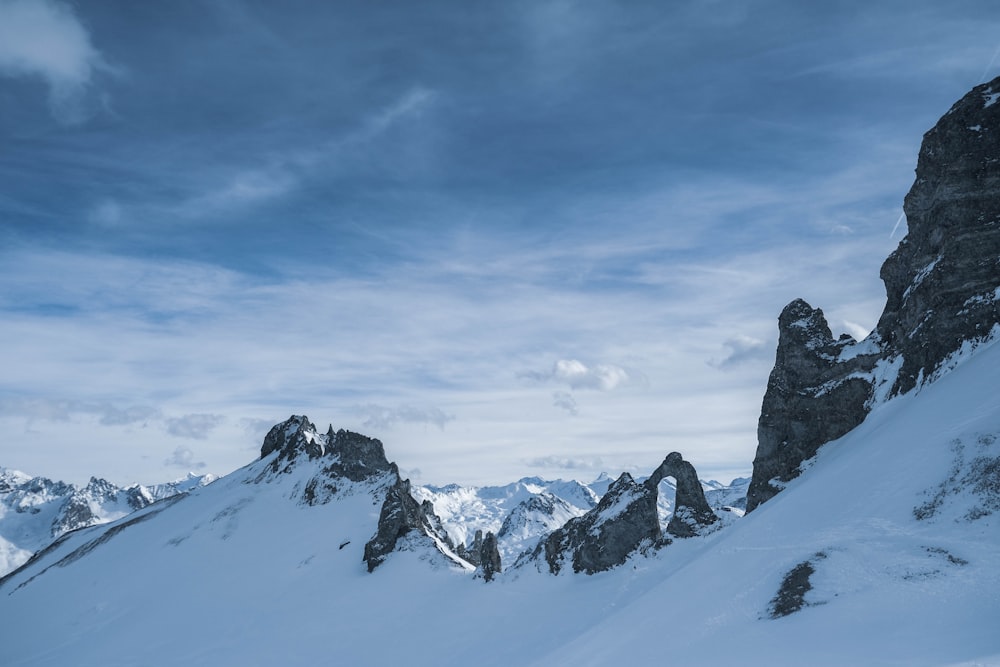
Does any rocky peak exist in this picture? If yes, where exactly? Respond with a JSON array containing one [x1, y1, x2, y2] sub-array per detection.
[[259, 416, 392, 483], [260, 415, 322, 461], [748, 76, 1000, 512], [877, 76, 1000, 395], [254, 416, 461, 572], [746, 302, 877, 512]]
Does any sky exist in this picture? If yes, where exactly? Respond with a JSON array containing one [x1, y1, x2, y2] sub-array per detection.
[[1, 0, 999, 488]]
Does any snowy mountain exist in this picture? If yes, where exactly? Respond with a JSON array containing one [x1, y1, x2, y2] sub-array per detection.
[[0, 468, 215, 576], [414, 474, 747, 565], [0, 74, 997, 667]]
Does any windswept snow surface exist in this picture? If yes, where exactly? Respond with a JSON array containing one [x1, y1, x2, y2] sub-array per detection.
[[1, 342, 999, 665]]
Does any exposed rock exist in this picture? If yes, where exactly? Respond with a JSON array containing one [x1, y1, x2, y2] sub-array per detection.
[[768, 552, 827, 619], [478, 532, 502, 582], [457, 529, 484, 567], [362, 472, 460, 572], [538, 472, 662, 575], [257, 415, 463, 572], [747, 301, 877, 511], [260, 417, 392, 483], [648, 452, 718, 537], [748, 76, 1000, 512], [259, 415, 324, 467], [323, 427, 393, 482], [878, 78, 1000, 396]]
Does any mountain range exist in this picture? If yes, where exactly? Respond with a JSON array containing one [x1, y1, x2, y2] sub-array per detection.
[[0, 76, 998, 666]]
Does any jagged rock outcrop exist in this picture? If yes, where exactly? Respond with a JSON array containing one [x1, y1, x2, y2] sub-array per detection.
[[876, 78, 1000, 395], [648, 452, 718, 537], [364, 475, 441, 572], [746, 302, 878, 511], [747, 76, 1000, 512], [538, 472, 660, 574], [478, 531, 501, 582], [456, 529, 484, 567], [258, 415, 464, 572], [535, 452, 721, 574]]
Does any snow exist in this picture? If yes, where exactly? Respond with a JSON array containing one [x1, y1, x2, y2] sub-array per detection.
[[902, 255, 941, 302], [0, 341, 998, 665]]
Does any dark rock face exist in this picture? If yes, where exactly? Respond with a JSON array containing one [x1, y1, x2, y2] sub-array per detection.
[[258, 416, 392, 483], [457, 529, 484, 567], [877, 78, 1000, 395], [746, 301, 877, 511], [649, 452, 719, 537], [362, 475, 459, 572], [478, 532, 502, 582], [324, 427, 393, 482], [534, 452, 720, 574], [538, 472, 661, 575], [260, 415, 324, 464], [363, 475, 428, 572], [748, 77, 1000, 512], [768, 552, 827, 619]]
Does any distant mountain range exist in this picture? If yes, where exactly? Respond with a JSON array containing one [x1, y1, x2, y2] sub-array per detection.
[[0, 468, 215, 575]]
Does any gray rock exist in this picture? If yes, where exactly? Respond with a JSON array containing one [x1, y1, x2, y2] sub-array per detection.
[[648, 452, 718, 537], [768, 552, 827, 619], [746, 301, 877, 511], [876, 77, 1000, 396], [362, 471, 460, 572], [747, 76, 1000, 512], [478, 531, 501, 582], [538, 472, 661, 575]]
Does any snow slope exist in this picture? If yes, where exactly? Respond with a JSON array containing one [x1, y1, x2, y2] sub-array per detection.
[[0, 341, 997, 666], [0, 470, 215, 576]]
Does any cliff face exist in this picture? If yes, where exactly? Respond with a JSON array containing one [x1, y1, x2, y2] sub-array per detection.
[[747, 77, 1000, 512]]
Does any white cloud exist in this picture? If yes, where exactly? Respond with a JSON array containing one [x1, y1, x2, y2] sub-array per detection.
[[709, 335, 770, 370], [842, 320, 873, 341], [0, 0, 108, 123], [520, 359, 636, 391]]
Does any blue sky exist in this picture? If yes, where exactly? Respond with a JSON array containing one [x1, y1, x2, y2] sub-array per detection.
[[1, 0, 999, 487]]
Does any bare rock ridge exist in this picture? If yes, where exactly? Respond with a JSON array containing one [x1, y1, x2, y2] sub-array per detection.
[[257, 415, 469, 573], [537, 452, 717, 574], [747, 76, 1000, 512]]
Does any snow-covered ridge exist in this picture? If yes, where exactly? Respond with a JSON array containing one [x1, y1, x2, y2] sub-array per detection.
[[0, 468, 215, 576]]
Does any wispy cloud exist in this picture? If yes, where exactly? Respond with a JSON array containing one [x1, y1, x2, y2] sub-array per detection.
[[165, 414, 226, 440], [0, 0, 109, 123], [551, 391, 578, 416], [709, 335, 770, 370], [164, 446, 207, 470], [524, 454, 607, 472], [355, 404, 454, 430]]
